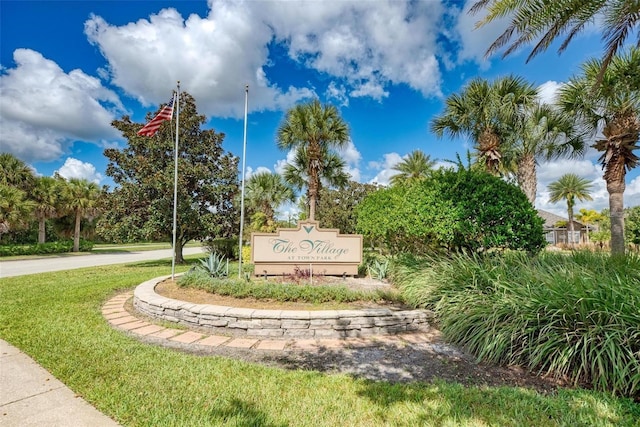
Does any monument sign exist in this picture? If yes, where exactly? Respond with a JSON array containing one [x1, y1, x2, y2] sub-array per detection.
[[251, 221, 362, 276]]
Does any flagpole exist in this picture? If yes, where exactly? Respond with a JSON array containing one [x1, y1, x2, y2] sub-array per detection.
[[238, 85, 248, 278], [171, 82, 180, 280]]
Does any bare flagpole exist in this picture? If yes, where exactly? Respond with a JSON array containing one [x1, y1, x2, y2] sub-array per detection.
[[238, 85, 248, 278], [171, 82, 180, 280]]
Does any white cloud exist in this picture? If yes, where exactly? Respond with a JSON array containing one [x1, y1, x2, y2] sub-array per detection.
[[274, 149, 298, 175], [368, 152, 403, 186], [84, 0, 445, 117], [268, 0, 444, 99], [84, 5, 313, 118], [0, 49, 123, 162], [244, 165, 271, 180], [325, 82, 349, 107], [537, 81, 563, 104], [55, 157, 103, 184]]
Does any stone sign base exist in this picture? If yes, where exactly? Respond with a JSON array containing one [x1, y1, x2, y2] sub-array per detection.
[[134, 276, 434, 339]]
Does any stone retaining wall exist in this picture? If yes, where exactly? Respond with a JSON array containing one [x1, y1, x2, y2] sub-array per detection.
[[133, 276, 434, 339]]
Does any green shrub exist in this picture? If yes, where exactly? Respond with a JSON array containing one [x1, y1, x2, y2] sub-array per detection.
[[395, 251, 640, 399], [356, 169, 545, 256], [356, 183, 457, 254], [0, 240, 93, 256]]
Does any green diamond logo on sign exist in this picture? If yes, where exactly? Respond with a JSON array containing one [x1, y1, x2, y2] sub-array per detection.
[[303, 225, 314, 234]]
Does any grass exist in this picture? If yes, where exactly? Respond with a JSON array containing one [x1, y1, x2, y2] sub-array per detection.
[[1, 258, 639, 425], [393, 251, 640, 400]]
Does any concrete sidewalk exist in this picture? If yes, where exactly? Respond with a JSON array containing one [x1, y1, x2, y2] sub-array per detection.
[[0, 339, 120, 426]]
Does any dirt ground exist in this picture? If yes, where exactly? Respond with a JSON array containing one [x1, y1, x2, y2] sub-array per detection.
[[145, 277, 569, 394]]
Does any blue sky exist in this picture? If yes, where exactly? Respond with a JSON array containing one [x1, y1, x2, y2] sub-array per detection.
[[1, 0, 638, 219]]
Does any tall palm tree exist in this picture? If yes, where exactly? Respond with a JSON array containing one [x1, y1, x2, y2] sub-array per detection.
[[0, 184, 34, 236], [0, 153, 34, 191], [558, 48, 640, 254], [390, 150, 437, 186], [277, 99, 350, 221], [245, 171, 295, 224], [282, 146, 350, 219], [61, 178, 100, 252], [470, 0, 639, 83], [32, 176, 61, 243], [548, 173, 593, 246], [431, 75, 537, 175]]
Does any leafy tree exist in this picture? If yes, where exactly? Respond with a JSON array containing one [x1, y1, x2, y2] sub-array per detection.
[[244, 171, 295, 224], [576, 208, 605, 243], [61, 178, 100, 252], [277, 99, 350, 220], [548, 173, 593, 246], [470, 0, 639, 84], [390, 150, 437, 187], [100, 92, 239, 263], [316, 180, 379, 234], [558, 48, 639, 254], [31, 176, 62, 243], [0, 184, 34, 236], [0, 153, 34, 191], [431, 75, 537, 175]]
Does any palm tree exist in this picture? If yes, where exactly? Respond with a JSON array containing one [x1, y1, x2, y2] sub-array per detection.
[[61, 178, 100, 252], [470, 0, 639, 83], [390, 150, 437, 186], [245, 171, 295, 224], [548, 174, 593, 246], [283, 146, 350, 219], [277, 99, 350, 221], [32, 176, 61, 243], [558, 48, 640, 254], [503, 103, 586, 204], [431, 75, 537, 175], [0, 184, 34, 236], [0, 153, 34, 191]]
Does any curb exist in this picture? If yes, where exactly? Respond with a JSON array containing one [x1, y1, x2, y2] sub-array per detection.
[[104, 292, 444, 352]]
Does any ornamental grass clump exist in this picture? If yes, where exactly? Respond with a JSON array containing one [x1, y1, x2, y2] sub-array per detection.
[[395, 251, 640, 399]]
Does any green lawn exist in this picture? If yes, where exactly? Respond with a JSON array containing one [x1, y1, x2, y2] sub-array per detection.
[[1, 260, 638, 426]]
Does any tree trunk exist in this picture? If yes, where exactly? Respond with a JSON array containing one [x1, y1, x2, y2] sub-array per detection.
[[174, 233, 185, 264], [307, 140, 321, 221], [516, 153, 536, 205], [73, 210, 81, 252], [38, 217, 46, 244], [567, 202, 574, 247], [607, 179, 626, 255]]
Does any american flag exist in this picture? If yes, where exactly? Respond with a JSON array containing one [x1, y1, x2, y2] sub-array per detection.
[[137, 93, 175, 137]]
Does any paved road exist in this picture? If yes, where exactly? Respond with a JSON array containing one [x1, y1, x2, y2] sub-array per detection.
[[0, 247, 205, 278]]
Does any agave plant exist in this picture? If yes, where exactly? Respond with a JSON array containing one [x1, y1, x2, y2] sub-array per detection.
[[198, 252, 228, 278], [367, 259, 389, 280]]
